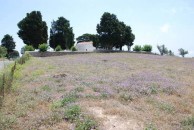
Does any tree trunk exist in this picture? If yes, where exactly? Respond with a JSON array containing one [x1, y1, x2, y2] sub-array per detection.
[[120, 46, 122, 51], [128, 46, 131, 51]]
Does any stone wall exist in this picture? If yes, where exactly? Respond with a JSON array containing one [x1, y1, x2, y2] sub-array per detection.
[[28, 51, 158, 57], [28, 51, 93, 57]]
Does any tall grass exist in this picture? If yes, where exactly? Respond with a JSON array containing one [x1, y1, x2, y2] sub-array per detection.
[[0, 53, 30, 107]]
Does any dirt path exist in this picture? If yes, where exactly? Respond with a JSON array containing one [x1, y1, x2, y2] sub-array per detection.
[[89, 107, 144, 130]]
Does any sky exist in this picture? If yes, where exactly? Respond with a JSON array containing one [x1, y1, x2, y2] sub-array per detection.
[[0, 0, 194, 57]]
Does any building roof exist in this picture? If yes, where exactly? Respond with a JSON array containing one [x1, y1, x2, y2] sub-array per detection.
[[77, 41, 93, 45]]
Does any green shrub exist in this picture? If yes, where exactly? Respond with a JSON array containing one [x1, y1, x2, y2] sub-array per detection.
[[0, 113, 16, 130], [76, 117, 97, 130], [101, 93, 109, 99], [181, 116, 194, 129], [71, 46, 77, 51], [142, 45, 152, 52], [51, 101, 62, 110], [149, 84, 158, 94], [61, 93, 77, 106], [0, 46, 7, 58], [92, 87, 100, 92], [119, 93, 133, 101], [41, 85, 51, 91], [55, 45, 62, 51], [64, 105, 81, 122], [38, 43, 49, 52], [145, 123, 157, 130], [24, 45, 35, 51], [17, 53, 30, 65], [74, 87, 84, 92], [133, 45, 142, 52]]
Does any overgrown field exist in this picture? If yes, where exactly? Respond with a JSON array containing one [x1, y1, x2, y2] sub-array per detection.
[[0, 53, 194, 130]]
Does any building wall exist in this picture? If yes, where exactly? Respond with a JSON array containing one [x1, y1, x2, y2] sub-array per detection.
[[76, 42, 96, 52]]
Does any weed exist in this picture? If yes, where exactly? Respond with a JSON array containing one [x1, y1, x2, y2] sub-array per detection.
[[75, 87, 84, 92], [101, 92, 109, 99], [157, 102, 174, 113], [149, 84, 158, 94], [56, 87, 66, 92], [42, 85, 51, 92], [76, 117, 97, 130], [85, 94, 98, 99], [51, 101, 62, 110], [147, 98, 175, 113], [0, 62, 17, 107], [145, 123, 157, 130], [181, 116, 194, 130], [0, 113, 16, 130], [119, 93, 133, 102], [61, 93, 77, 106], [32, 69, 44, 76], [48, 65, 55, 70], [64, 105, 81, 122], [17, 53, 30, 65], [92, 87, 100, 92]]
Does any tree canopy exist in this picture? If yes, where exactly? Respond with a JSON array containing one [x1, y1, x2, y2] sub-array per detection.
[[157, 44, 168, 56], [1, 34, 16, 52], [17, 11, 48, 49], [178, 48, 188, 57], [97, 12, 135, 50], [49, 17, 74, 50]]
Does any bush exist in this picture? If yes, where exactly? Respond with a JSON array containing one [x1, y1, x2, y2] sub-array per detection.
[[181, 116, 194, 129], [24, 45, 35, 51], [38, 43, 49, 52], [55, 45, 62, 51], [76, 117, 97, 130], [142, 45, 152, 52], [0, 46, 7, 58], [145, 123, 157, 130], [119, 93, 133, 101], [61, 93, 77, 106], [71, 46, 77, 51], [64, 105, 81, 122], [133, 45, 141, 52], [17, 53, 30, 65]]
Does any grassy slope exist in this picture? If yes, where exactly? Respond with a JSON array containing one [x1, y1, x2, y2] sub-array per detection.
[[0, 53, 194, 130]]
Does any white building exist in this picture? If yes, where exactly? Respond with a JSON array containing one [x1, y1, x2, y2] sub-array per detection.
[[76, 41, 96, 52]]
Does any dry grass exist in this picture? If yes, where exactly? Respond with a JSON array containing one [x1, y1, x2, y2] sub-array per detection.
[[0, 53, 194, 130]]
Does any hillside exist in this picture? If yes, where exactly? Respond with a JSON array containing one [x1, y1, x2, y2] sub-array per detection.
[[1, 53, 194, 130]]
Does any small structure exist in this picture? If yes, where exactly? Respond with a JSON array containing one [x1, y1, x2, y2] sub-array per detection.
[[76, 41, 95, 52]]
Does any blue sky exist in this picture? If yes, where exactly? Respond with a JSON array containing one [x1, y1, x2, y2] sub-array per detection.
[[0, 0, 194, 57]]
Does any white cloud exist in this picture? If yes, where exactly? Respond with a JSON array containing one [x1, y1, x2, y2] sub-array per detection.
[[160, 24, 170, 33]]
